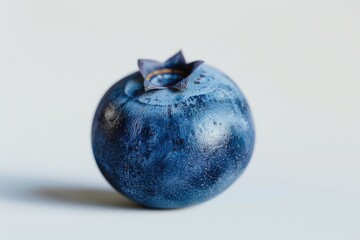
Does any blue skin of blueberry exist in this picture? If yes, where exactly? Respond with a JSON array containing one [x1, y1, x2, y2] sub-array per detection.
[[92, 64, 255, 209]]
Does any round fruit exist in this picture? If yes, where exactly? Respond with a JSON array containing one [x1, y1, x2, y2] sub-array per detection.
[[92, 51, 255, 208]]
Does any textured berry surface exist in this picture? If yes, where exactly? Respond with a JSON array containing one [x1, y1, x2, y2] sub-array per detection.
[[92, 61, 255, 209]]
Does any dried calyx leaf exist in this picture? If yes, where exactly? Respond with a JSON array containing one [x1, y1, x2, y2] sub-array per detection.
[[138, 51, 204, 92]]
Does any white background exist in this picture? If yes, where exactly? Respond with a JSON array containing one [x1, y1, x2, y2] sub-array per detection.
[[1, 0, 359, 239]]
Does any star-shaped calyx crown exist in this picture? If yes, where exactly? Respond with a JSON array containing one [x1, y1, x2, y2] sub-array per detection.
[[138, 51, 204, 92]]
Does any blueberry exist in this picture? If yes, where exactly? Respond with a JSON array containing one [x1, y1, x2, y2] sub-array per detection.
[[92, 51, 255, 209]]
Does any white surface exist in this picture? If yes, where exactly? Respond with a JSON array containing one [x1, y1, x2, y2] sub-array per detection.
[[1, 0, 359, 239]]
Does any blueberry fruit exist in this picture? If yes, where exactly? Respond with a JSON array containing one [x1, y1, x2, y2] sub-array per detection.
[[92, 51, 255, 209]]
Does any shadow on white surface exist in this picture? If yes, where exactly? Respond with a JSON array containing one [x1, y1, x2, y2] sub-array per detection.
[[34, 187, 142, 209], [0, 175, 143, 210]]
